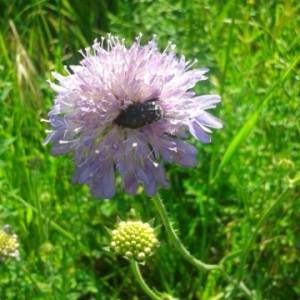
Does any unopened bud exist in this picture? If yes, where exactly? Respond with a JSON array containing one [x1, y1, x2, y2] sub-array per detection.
[[109, 220, 159, 262], [0, 225, 20, 261]]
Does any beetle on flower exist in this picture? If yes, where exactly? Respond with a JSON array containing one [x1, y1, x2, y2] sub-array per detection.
[[43, 34, 222, 199]]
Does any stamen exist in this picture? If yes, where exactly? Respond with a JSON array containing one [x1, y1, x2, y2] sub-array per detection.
[[59, 140, 76, 144], [163, 41, 172, 53], [40, 118, 50, 123], [100, 36, 105, 48], [185, 58, 198, 71]]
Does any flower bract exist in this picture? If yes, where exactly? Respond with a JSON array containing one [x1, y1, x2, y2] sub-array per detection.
[[43, 34, 222, 198]]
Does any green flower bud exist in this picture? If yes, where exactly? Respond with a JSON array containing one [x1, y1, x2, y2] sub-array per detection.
[[125, 251, 133, 258], [0, 225, 20, 261], [144, 247, 151, 255], [109, 220, 159, 262], [137, 252, 145, 261], [110, 241, 116, 249]]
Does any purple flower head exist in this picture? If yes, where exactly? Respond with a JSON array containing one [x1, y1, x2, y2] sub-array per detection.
[[43, 34, 222, 199]]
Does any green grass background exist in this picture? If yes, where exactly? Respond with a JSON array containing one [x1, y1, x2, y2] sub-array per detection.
[[0, 0, 299, 299]]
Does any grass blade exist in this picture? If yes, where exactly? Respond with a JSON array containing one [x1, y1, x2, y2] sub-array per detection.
[[213, 54, 300, 182]]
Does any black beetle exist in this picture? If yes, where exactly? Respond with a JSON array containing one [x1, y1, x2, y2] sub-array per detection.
[[114, 99, 163, 129]]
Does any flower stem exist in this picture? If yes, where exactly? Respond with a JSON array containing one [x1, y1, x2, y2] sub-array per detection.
[[130, 260, 163, 300], [152, 193, 254, 300]]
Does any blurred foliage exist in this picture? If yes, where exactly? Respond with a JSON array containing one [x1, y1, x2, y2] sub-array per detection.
[[0, 0, 299, 299]]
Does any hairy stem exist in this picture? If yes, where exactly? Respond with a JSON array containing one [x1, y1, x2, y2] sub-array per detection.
[[152, 193, 254, 300], [131, 260, 163, 300]]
